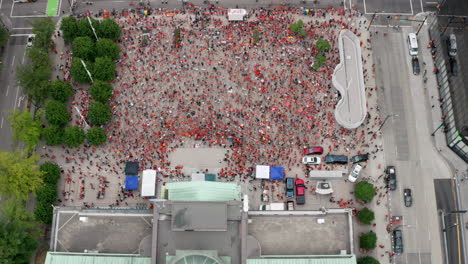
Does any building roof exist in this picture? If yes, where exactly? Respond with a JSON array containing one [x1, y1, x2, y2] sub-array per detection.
[[45, 252, 151, 264], [246, 255, 356, 264], [166, 181, 242, 202]]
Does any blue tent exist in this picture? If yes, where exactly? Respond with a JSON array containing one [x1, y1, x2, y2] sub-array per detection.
[[125, 176, 139, 190], [270, 166, 284, 180]]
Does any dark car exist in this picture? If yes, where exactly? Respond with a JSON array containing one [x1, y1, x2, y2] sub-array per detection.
[[448, 57, 458, 76], [295, 178, 306, 205], [393, 230, 404, 255], [412, 57, 420, 75], [351, 153, 369, 164], [386, 166, 397, 191], [285, 178, 294, 198], [325, 155, 348, 164], [404, 188, 412, 207], [303, 146, 324, 155]]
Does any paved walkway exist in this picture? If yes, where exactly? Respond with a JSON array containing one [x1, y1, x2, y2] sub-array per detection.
[[333, 29, 367, 129]]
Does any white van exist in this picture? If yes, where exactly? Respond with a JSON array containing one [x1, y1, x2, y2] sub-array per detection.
[[348, 164, 362, 183], [447, 34, 457, 57], [407, 33, 418, 56]]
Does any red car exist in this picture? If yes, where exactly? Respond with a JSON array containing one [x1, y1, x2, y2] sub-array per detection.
[[303, 146, 324, 155], [295, 178, 306, 205]]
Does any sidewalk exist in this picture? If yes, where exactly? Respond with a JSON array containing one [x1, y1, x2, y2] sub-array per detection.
[[415, 12, 468, 263]]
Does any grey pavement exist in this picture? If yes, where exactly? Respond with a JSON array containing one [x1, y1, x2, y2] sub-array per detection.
[[332, 29, 367, 129]]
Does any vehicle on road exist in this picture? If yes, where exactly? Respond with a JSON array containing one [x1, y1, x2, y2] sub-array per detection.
[[351, 153, 369, 163], [448, 57, 458, 76], [393, 229, 404, 255], [303, 146, 324, 155], [27, 34, 35, 47], [407, 33, 418, 56], [295, 178, 306, 205], [285, 178, 294, 198], [412, 57, 420, 75], [403, 188, 412, 207], [348, 164, 363, 183], [447, 34, 457, 57], [302, 156, 321, 165], [325, 155, 348, 164], [386, 166, 397, 191]]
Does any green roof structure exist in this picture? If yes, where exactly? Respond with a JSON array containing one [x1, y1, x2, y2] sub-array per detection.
[[246, 255, 356, 264], [166, 181, 242, 202], [45, 252, 151, 264]]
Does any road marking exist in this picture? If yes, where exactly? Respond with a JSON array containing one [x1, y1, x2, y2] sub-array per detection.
[[420, 0, 424, 13], [343, 0, 347, 10], [363, 0, 367, 14], [5, 85, 9, 97], [0, 117, 3, 129], [11, 55, 15, 67], [10, 2, 14, 17], [22, 49, 26, 64], [10, 34, 33, 37], [349, 0, 352, 9], [409, 0, 414, 15], [14, 87, 20, 110], [12, 27, 33, 30], [371, 25, 412, 28], [0, 0, 3, 10]]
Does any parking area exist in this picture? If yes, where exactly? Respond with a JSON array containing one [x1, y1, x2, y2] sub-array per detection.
[[247, 214, 351, 255]]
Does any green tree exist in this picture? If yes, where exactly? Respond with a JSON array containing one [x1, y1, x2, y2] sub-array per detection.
[[89, 80, 113, 103], [315, 39, 331, 53], [359, 231, 377, 250], [49, 79, 73, 102], [0, 218, 39, 263], [31, 17, 55, 51], [26, 47, 51, 69], [42, 125, 64, 146], [60, 16, 79, 43], [8, 110, 42, 153], [87, 127, 107, 146], [97, 18, 121, 41], [354, 181, 377, 202], [0, 24, 9, 49], [45, 100, 70, 126], [87, 101, 111, 125], [357, 256, 380, 264], [36, 184, 57, 204], [16, 66, 51, 105], [40, 162, 61, 185], [313, 54, 327, 70], [77, 18, 99, 39], [290, 19, 306, 36], [71, 57, 92, 83], [72, 36, 96, 61], [357, 207, 375, 225], [93, 57, 115, 81], [96, 38, 120, 60], [34, 201, 53, 224], [0, 151, 43, 201], [64, 126, 85, 147], [0, 198, 40, 237]]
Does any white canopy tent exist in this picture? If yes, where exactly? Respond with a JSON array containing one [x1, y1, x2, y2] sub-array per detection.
[[255, 165, 270, 179], [228, 9, 247, 21], [141, 169, 157, 197]]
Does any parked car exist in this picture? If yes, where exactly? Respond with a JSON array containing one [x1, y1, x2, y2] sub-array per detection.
[[412, 57, 420, 75], [303, 146, 324, 155], [351, 153, 369, 163], [285, 178, 294, 198], [386, 166, 397, 191], [27, 34, 35, 47], [404, 188, 412, 207], [348, 164, 363, 183], [325, 155, 348, 164], [393, 230, 404, 255], [302, 156, 321, 165], [448, 57, 458, 76], [447, 34, 457, 57], [295, 178, 306, 205]]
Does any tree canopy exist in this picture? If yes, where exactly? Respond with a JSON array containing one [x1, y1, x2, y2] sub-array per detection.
[[16, 65, 51, 106], [77, 18, 99, 40], [315, 39, 331, 53], [355, 181, 377, 202], [313, 54, 327, 70], [92, 57, 116, 81], [49, 80, 73, 103], [357, 207, 375, 225], [40, 162, 61, 185], [64, 126, 85, 147], [45, 100, 70, 126], [8, 110, 42, 153], [290, 19, 306, 37], [97, 18, 121, 41], [42, 125, 64, 146], [86, 127, 107, 146], [71, 57, 92, 83], [60, 16, 79, 43], [31, 17, 55, 51], [89, 80, 113, 103], [359, 231, 377, 250], [96, 38, 120, 60], [0, 151, 43, 201], [87, 102, 111, 125], [72, 36, 96, 61], [357, 256, 380, 264], [0, 218, 39, 264], [0, 24, 9, 49]]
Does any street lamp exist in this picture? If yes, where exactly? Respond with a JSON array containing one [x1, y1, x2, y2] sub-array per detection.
[[378, 114, 399, 131], [431, 121, 446, 136]]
